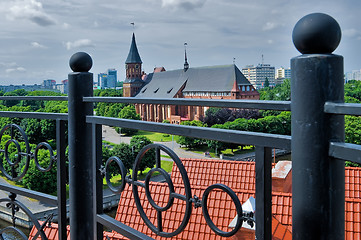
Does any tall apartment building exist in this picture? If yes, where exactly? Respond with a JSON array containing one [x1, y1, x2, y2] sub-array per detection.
[[241, 64, 275, 89]]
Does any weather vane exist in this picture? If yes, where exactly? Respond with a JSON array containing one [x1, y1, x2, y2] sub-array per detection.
[[130, 22, 135, 30]]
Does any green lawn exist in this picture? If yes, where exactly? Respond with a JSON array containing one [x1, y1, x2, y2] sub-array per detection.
[[134, 130, 173, 142], [182, 144, 255, 158]]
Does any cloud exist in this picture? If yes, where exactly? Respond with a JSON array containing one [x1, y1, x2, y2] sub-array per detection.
[[65, 39, 95, 50], [0, 62, 18, 68], [31, 41, 47, 48], [162, 0, 206, 10], [6, 67, 26, 73], [263, 22, 277, 31], [6, 0, 56, 26], [343, 28, 359, 38], [62, 23, 70, 29]]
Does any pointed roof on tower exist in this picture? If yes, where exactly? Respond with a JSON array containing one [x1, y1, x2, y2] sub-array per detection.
[[125, 33, 142, 64]]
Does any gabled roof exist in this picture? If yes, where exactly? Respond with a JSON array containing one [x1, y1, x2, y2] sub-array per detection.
[[135, 65, 252, 98], [182, 65, 251, 92], [125, 33, 142, 64], [135, 70, 187, 98]]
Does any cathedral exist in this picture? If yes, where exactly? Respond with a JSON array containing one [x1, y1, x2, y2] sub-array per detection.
[[123, 33, 259, 124]]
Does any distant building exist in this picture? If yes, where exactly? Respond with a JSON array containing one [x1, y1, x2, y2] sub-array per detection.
[[98, 73, 108, 88], [98, 69, 117, 89], [275, 67, 291, 85], [242, 64, 275, 89], [122, 33, 259, 124], [107, 69, 117, 88], [43, 79, 56, 89], [56, 79, 68, 94], [345, 69, 361, 82]]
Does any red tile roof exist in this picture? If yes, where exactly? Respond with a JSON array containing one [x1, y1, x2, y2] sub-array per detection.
[[114, 182, 254, 240], [346, 167, 361, 198], [175, 158, 256, 191], [272, 216, 292, 240], [28, 158, 361, 240]]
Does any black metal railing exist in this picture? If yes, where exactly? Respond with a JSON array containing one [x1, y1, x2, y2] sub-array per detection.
[[0, 12, 359, 240]]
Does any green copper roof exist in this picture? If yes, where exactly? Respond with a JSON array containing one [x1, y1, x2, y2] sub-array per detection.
[[125, 33, 142, 64]]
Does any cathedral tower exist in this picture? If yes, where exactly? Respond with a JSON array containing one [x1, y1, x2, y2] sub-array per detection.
[[123, 33, 143, 97]]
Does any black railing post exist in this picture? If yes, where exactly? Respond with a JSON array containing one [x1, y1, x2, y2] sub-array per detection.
[[56, 119, 67, 240], [291, 13, 345, 239], [255, 146, 272, 240], [68, 52, 94, 239]]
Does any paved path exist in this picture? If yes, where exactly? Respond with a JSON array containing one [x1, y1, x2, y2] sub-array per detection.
[[102, 125, 261, 161]]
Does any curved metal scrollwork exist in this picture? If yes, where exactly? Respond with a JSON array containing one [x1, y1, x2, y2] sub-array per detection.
[[103, 143, 251, 238], [104, 156, 127, 194], [202, 184, 243, 237], [0, 194, 51, 240], [132, 144, 192, 238], [0, 124, 56, 181]]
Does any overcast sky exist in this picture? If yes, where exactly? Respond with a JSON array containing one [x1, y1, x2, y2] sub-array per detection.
[[0, 0, 360, 85]]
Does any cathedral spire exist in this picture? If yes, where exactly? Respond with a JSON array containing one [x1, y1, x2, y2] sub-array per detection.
[[125, 33, 142, 64], [184, 42, 189, 71]]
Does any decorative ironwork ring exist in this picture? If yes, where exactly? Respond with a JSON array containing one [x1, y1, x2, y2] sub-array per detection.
[[105, 156, 127, 194], [202, 183, 243, 237], [0, 124, 30, 181], [4, 139, 22, 167], [144, 167, 175, 212], [34, 142, 55, 172], [132, 144, 192, 238]]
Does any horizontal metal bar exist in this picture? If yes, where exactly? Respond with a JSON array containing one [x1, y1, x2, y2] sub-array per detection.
[[171, 192, 187, 201], [0, 111, 68, 120], [329, 142, 361, 164], [0, 96, 68, 101], [0, 183, 58, 205], [83, 97, 291, 111], [87, 116, 291, 149], [97, 214, 155, 240], [324, 102, 361, 116], [133, 181, 145, 188]]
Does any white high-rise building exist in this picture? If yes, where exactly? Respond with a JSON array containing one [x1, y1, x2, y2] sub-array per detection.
[[345, 70, 361, 82], [242, 64, 275, 89]]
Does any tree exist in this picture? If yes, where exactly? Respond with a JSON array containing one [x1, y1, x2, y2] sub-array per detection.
[[119, 105, 141, 136], [202, 108, 261, 127], [259, 78, 290, 101], [176, 120, 206, 148], [264, 77, 270, 88], [112, 143, 134, 173], [22, 148, 57, 194], [130, 136, 155, 174]]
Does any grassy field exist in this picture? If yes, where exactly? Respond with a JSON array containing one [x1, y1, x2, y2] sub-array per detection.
[[133, 130, 173, 142]]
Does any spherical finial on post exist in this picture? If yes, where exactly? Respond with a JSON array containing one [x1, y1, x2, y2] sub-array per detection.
[[292, 13, 341, 54], [69, 52, 93, 72]]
